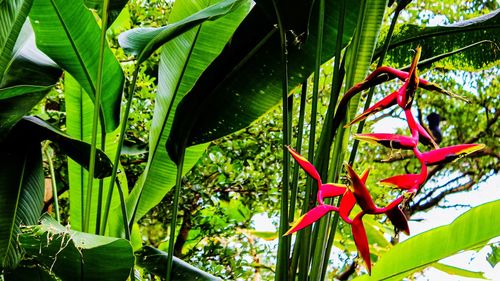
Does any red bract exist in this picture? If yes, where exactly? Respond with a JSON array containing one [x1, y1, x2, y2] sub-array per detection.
[[421, 143, 485, 166], [354, 133, 417, 150], [285, 204, 338, 236]]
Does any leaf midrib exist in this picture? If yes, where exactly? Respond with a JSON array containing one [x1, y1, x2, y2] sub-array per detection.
[[2, 150, 28, 267], [135, 25, 203, 215], [48, 0, 96, 95]]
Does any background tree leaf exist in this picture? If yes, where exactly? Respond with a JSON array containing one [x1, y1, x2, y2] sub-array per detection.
[[135, 246, 220, 281], [352, 200, 500, 281], [376, 9, 500, 71], [18, 214, 134, 281], [0, 142, 44, 269], [29, 0, 124, 132]]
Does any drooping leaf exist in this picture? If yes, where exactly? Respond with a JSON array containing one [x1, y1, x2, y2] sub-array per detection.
[[12, 116, 113, 178], [0, 0, 33, 79], [118, 0, 248, 64], [64, 73, 127, 234], [166, 1, 361, 161], [0, 142, 44, 269], [135, 246, 220, 281], [29, 0, 124, 132], [377, 10, 500, 71], [121, 0, 250, 227], [432, 263, 486, 279], [0, 20, 61, 138], [353, 200, 500, 281], [18, 214, 134, 281]]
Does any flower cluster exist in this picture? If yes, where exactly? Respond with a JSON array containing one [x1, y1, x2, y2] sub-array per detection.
[[285, 47, 484, 274]]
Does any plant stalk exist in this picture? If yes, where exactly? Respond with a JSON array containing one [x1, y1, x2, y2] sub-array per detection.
[[84, 0, 110, 233], [44, 144, 60, 223], [166, 148, 185, 281], [348, 2, 404, 165], [101, 65, 141, 235]]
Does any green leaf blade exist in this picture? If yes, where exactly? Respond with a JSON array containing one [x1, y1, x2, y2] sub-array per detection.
[[354, 200, 500, 280], [29, 0, 124, 132], [19, 214, 134, 280], [0, 142, 44, 269], [122, 0, 251, 226]]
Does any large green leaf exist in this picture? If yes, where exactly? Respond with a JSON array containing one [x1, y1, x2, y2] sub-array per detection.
[[64, 73, 127, 234], [119, 0, 248, 64], [136, 246, 220, 280], [353, 200, 500, 281], [18, 214, 134, 280], [165, 0, 361, 160], [29, 0, 124, 132], [121, 0, 251, 226], [13, 116, 113, 178], [0, 0, 33, 79], [377, 9, 500, 71], [0, 20, 61, 138], [0, 141, 44, 269]]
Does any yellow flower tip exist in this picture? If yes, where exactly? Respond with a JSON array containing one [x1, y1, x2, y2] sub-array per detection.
[[353, 134, 378, 145], [465, 143, 486, 154]]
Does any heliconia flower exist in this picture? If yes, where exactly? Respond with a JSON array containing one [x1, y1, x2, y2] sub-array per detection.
[[345, 164, 409, 232], [354, 133, 418, 150], [347, 90, 398, 127], [288, 146, 352, 205], [396, 46, 421, 109], [404, 109, 439, 149], [382, 196, 410, 235], [379, 147, 428, 193], [421, 143, 485, 166], [318, 183, 347, 205], [351, 212, 371, 274], [285, 205, 338, 236], [287, 146, 321, 182]]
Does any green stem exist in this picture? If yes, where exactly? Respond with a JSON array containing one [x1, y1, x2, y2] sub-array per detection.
[[348, 4, 403, 165], [101, 65, 141, 235], [166, 149, 185, 281], [289, 83, 307, 223], [44, 144, 60, 223], [96, 136, 106, 234], [289, 81, 307, 279], [272, 0, 290, 278], [84, 0, 110, 233], [115, 179, 130, 241]]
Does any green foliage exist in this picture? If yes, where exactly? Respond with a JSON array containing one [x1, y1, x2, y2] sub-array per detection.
[[353, 200, 500, 280], [378, 9, 500, 71], [17, 214, 134, 280], [30, 0, 124, 132]]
